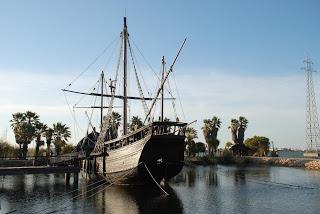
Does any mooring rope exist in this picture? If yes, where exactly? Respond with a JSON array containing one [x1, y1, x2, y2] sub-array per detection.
[[10, 178, 107, 214], [16, 161, 170, 214], [143, 162, 169, 195], [50, 162, 146, 213], [37, 181, 109, 214]]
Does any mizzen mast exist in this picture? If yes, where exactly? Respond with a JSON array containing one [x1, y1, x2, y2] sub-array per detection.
[[100, 71, 104, 126], [161, 56, 165, 122]]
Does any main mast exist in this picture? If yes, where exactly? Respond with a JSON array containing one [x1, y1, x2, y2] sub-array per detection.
[[161, 56, 165, 122], [123, 17, 128, 135]]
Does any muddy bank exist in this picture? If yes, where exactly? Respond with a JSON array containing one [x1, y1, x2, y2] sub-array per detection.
[[184, 156, 320, 170]]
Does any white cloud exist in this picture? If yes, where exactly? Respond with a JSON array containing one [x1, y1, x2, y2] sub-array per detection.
[[0, 69, 309, 149], [173, 69, 306, 149]]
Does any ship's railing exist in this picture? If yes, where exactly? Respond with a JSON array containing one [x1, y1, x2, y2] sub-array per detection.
[[105, 125, 151, 151], [104, 122, 187, 152], [151, 121, 187, 136]]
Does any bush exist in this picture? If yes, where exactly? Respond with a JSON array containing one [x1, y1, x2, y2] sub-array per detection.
[[61, 144, 75, 154], [0, 140, 20, 158], [244, 136, 270, 157]]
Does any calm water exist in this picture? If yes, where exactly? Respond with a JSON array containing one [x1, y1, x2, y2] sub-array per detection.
[[1, 165, 320, 214]]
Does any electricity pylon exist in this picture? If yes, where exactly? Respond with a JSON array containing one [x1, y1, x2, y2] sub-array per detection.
[[303, 56, 320, 151]]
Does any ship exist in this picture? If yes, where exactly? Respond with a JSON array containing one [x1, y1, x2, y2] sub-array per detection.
[[65, 17, 188, 185]]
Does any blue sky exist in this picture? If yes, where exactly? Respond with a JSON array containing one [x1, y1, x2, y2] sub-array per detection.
[[1, 0, 320, 149]]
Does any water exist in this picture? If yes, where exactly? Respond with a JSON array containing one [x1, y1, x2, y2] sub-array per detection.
[[1, 165, 320, 214]]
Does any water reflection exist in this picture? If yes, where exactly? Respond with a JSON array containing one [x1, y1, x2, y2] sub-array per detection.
[[91, 184, 183, 214], [2, 166, 320, 214], [234, 168, 246, 185], [172, 166, 220, 187], [206, 169, 218, 186]]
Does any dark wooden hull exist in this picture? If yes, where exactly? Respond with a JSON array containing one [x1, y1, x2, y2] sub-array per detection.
[[95, 134, 185, 184]]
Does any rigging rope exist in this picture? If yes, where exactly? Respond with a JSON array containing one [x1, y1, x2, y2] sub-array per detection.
[[129, 37, 175, 96], [74, 79, 100, 108], [172, 72, 186, 121], [128, 39, 149, 116], [64, 37, 118, 90], [63, 92, 84, 143], [167, 78, 178, 120], [91, 35, 123, 155], [128, 37, 152, 96]]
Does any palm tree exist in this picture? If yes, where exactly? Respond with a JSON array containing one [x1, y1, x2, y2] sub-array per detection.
[[10, 112, 25, 158], [109, 112, 121, 139], [228, 119, 240, 145], [238, 116, 248, 144], [228, 116, 249, 156], [25, 111, 39, 124], [185, 127, 198, 157], [130, 116, 143, 131], [23, 111, 39, 159], [53, 122, 71, 155], [34, 121, 45, 158], [43, 126, 54, 157], [10, 111, 39, 159], [202, 116, 221, 155]]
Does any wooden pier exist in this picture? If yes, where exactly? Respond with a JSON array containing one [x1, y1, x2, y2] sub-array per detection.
[[0, 152, 85, 185]]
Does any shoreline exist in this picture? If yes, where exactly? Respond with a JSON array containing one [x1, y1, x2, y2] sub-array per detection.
[[184, 156, 320, 170]]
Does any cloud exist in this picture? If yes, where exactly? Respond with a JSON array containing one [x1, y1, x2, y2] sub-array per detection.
[[0, 69, 308, 149], [173, 69, 305, 149]]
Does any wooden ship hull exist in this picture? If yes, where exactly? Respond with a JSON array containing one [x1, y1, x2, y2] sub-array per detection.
[[95, 122, 186, 184]]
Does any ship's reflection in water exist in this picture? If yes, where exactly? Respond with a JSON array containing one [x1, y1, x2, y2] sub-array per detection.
[[92, 185, 183, 214], [2, 166, 320, 213]]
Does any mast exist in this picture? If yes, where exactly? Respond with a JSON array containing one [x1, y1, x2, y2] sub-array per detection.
[[143, 38, 187, 124], [123, 17, 128, 135], [100, 71, 104, 126], [161, 56, 165, 122]]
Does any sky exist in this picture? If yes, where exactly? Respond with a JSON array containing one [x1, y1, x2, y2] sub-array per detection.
[[1, 0, 320, 149]]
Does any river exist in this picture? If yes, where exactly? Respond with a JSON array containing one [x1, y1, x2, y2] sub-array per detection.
[[1, 165, 320, 214]]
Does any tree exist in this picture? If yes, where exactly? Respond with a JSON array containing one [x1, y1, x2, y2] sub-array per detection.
[[195, 142, 206, 154], [202, 116, 221, 155], [245, 136, 270, 157], [53, 122, 71, 155], [10, 112, 25, 158], [108, 112, 121, 139], [61, 144, 75, 154], [0, 139, 20, 158], [10, 111, 40, 159], [130, 116, 143, 131], [228, 119, 240, 144], [185, 127, 198, 157], [225, 142, 233, 150], [238, 116, 248, 144], [43, 126, 54, 157], [34, 121, 45, 158], [228, 116, 249, 156]]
